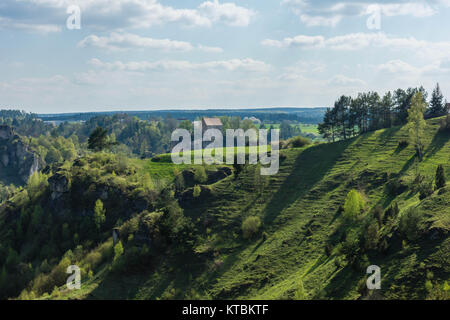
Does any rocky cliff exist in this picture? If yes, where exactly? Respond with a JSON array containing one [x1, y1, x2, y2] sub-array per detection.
[[0, 125, 43, 184]]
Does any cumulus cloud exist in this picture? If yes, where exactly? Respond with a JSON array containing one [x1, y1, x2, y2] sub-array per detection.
[[281, 0, 442, 27], [0, 0, 256, 33], [262, 35, 325, 48], [89, 58, 271, 73], [0, 16, 61, 33], [377, 59, 418, 73], [78, 33, 194, 51], [327, 75, 366, 86], [377, 59, 450, 77], [78, 32, 223, 53], [262, 32, 450, 60]]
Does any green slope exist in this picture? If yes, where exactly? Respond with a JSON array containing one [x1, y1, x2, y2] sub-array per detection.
[[28, 117, 450, 300]]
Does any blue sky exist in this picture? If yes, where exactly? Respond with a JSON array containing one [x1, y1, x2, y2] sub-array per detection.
[[0, 0, 449, 113]]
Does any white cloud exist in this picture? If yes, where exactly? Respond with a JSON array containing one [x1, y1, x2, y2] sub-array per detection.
[[299, 14, 342, 27], [89, 58, 271, 73], [78, 33, 194, 51], [278, 61, 326, 80], [0, 0, 256, 33], [262, 35, 325, 48], [78, 32, 224, 53], [0, 17, 61, 33], [377, 59, 450, 77], [377, 59, 418, 74], [198, 0, 256, 27], [327, 75, 366, 86], [262, 32, 450, 61], [197, 45, 224, 53], [282, 0, 440, 27]]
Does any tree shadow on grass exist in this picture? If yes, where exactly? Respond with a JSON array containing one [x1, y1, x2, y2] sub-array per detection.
[[398, 155, 416, 176], [262, 139, 353, 226], [378, 126, 402, 142], [88, 271, 148, 299], [424, 130, 450, 159], [321, 265, 359, 299]]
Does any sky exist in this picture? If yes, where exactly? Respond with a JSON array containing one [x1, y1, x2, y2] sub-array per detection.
[[0, 0, 449, 113]]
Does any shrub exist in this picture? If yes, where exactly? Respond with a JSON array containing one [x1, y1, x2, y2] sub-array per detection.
[[398, 140, 409, 148], [193, 185, 201, 198], [365, 221, 379, 250], [387, 178, 408, 196], [288, 136, 311, 148], [399, 207, 424, 241], [242, 216, 261, 239], [343, 189, 365, 220], [93, 199, 106, 230], [373, 206, 384, 227], [194, 166, 208, 184], [435, 165, 446, 190], [419, 180, 433, 200], [384, 202, 399, 222]]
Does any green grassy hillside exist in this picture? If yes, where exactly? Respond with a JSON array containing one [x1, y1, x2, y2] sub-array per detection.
[[5, 117, 449, 300]]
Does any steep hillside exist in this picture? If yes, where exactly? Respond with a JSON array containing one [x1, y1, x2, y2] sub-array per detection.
[[1, 117, 448, 300]]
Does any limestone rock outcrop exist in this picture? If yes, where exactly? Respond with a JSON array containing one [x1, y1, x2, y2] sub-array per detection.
[[0, 125, 43, 184]]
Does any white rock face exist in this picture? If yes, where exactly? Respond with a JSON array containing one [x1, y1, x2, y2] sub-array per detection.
[[0, 125, 43, 184]]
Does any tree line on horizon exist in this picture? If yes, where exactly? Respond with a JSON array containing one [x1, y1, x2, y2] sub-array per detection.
[[318, 83, 449, 142]]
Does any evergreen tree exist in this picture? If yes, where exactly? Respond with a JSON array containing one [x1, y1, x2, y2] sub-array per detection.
[[427, 83, 446, 118], [380, 91, 394, 128], [318, 108, 336, 142], [88, 127, 118, 151]]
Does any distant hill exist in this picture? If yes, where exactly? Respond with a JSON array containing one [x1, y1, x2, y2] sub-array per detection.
[[37, 107, 327, 124]]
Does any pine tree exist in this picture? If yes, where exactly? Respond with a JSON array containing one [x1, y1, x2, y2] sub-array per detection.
[[435, 165, 446, 189], [427, 83, 446, 118]]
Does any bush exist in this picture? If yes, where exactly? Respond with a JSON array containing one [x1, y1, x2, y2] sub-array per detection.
[[365, 221, 379, 250], [398, 140, 409, 148], [193, 185, 201, 198], [343, 189, 365, 220], [399, 207, 424, 241], [387, 178, 408, 196], [242, 216, 261, 239], [384, 202, 399, 223], [435, 165, 446, 190], [93, 199, 106, 230], [418, 180, 433, 200], [288, 136, 311, 148], [373, 206, 384, 226], [194, 166, 208, 184]]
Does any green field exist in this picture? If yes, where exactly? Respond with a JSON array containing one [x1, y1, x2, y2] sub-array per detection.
[[261, 123, 320, 135]]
